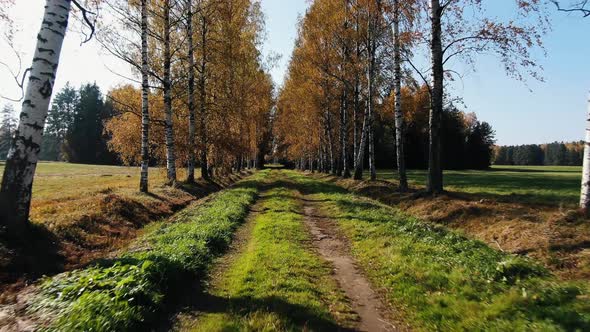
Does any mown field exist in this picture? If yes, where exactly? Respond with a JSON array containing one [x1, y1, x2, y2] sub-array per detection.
[[373, 165, 582, 206], [0, 161, 184, 202], [0, 162, 580, 209]]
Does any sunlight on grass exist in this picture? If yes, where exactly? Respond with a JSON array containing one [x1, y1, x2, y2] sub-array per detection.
[[186, 178, 356, 331], [285, 170, 590, 331], [373, 165, 582, 206]]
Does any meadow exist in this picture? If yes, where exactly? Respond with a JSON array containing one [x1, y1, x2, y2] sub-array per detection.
[[373, 165, 582, 206]]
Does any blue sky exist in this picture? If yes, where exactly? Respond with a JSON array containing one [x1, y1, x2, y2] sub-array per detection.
[[259, 0, 309, 87], [0, 0, 588, 146], [259, 1, 590, 146]]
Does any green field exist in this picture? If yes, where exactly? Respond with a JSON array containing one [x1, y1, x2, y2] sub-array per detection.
[[373, 165, 582, 206], [0, 162, 580, 209], [0, 161, 185, 202]]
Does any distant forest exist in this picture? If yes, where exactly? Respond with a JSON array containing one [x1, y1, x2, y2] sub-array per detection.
[[493, 142, 584, 166]]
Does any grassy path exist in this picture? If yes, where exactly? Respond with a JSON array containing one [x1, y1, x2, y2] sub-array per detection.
[[175, 172, 359, 331], [302, 199, 398, 331]]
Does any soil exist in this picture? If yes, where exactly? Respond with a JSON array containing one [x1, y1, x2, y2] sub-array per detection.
[[302, 198, 405, 332]]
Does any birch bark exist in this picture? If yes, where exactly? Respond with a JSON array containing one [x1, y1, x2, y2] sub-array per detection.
[[0, 0, 71, 229], [427, 0, 444, 194], [163, 0, 177, 183], [580, 94, 590, 213], [139, 0, 150, 193], [186, 1, 196, 183], [393, 0, 408, 192]]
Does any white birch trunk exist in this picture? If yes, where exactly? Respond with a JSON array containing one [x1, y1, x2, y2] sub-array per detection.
[[163, 0, 177, 183], [139, 0, 150, 193], [186, 1, 196, 183], [0, 0, 71, 229], [393, 0, 408, 192], [580, 93, 590, 213]]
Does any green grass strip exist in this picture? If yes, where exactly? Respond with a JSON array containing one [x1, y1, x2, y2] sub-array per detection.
[[286, 170, 590, 331], [28, 172, 268, 331], [189, 183, 356, 331]]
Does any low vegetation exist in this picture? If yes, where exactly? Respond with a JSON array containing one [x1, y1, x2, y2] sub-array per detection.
[[0, 162, 249, 295], [14, 172, 266, 331], [286, 171, 590, 331], [181, 180, 356, 331]]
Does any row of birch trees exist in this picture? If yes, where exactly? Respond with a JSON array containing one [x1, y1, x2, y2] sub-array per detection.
[[275, 0, 550, 194], [0, 0, 274, 233], [99, 0, 274, 188]]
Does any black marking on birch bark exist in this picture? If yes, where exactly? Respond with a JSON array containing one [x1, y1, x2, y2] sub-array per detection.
[[58, 5, 68, 11], [29, 76, 41, 83], [40, 72, 56, 79], [39, 80, 53, 98], [22, 100, 36, 108], [25, 122, 44, 131], [46, 28, 65, 37], [19, 112, 29, 120], [18, 135, 41, 151], [33, 57, 54, 66], [42, 20, 54, 27], [37, 34, 48, 43], [46, 12, 57, 17], [56, 19, 68, 29], [38, 48, 55, 55]]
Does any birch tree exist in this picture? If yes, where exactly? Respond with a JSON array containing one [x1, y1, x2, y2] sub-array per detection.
[[139, 0, 150, 192], [162, 0, 177, 183], [581, 95, 590, 214], [421, 0, 549, 194], [184, 0, 196, 183], [392, 0, 408, 191], [0, 0, 72, 230]]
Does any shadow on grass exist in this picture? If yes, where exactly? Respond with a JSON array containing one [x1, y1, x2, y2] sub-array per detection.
[[0, 222, 64, 291], [161, 286, 354, 332]]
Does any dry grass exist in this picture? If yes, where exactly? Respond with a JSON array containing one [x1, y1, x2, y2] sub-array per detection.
[[315, 168, 590, 282], [0, 162, 249, 296]]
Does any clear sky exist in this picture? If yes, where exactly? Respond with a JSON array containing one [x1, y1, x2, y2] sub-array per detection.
[[0, 0, 588, 146]]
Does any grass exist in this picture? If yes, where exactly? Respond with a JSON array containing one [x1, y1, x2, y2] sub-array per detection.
[[0, 161, 184, 201], [183, 173, 356, 331], [0, 161, 193, 224], [24, 172, 267, 331], [373, 165, 582, 206], [285, 170, 590, 331], [0, 162, 242, 291]]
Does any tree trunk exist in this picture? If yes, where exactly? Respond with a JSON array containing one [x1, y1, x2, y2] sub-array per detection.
[[0, 0, 71, 231], [139, 0, 150, 193], [581, 94, 590, 214], [353, 107, 368, 180], [186, 1, 196, 184], [163, 0, 177, 184], [393, 0, 408, 192], [427, 0, 444, 194], [199, 15, 209, 180], [367, 11, 376, 181], [340, 90, 351, 177]]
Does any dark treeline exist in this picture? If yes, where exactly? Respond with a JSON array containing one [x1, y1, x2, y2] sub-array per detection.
[[494, 142, 584, 166], [38, 83, 118, 165], [374, 93, 496, 170]]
